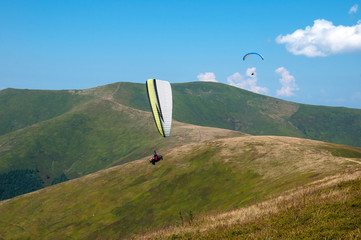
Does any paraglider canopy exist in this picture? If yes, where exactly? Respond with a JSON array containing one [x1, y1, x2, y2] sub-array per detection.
[[146, 79, 173, 137], [243, 52, 264, 61]]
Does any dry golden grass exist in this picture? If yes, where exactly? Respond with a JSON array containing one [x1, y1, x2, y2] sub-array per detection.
[[137, 168, 361, 240]]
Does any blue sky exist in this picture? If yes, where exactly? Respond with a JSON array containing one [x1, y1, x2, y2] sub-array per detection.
[[1, 0, 360, 108]]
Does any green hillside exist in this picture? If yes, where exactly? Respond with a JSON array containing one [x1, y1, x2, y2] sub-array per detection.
[[1, 81, 360, 200], [289, 104, 361, 146], [111, 82, 361, 147], [0, 136, 360, 239], [2, 82, 360, 149], [0, 92, 242, 200], [144, 169, 361, 239], [0, 88, 93, 136]]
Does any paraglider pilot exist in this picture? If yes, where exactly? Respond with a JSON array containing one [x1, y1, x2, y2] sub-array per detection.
[[150, 151, 158, 165], [150, 150, 163, 165], [154, 151, 158, 161]]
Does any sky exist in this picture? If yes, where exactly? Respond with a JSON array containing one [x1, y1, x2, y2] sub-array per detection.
[[1, 0, 360, 109]]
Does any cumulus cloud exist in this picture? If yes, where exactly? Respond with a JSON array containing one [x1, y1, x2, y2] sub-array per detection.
[[349, 4, 358, 14], [227, 68, 268, 94], [197, 72, 217, 82], [275, 67, 299, 97], [276, 19, 361, 57]]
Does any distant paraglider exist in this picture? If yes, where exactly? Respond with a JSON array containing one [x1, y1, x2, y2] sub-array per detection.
[[146, 79, 173, 137], [243, 52, 264, 76], [243, 52, 264, 61]]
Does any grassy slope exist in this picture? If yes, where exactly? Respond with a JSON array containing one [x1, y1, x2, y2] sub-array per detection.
[[145, 169, 361, 240], [0, 97, 243, 185], [212, 177, 361, 240], [0, 88, 93, 136], [289, 104, 361, 147], [0, 136, 360, 239], [112, 82, 361, 147]]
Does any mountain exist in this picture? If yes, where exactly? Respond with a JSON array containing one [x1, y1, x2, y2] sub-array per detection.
[[2, 82, 361, 148], [0, 88, 92, 136], [0, 135, 360, 239], [0, 83, 243, 200], [113, 81, 361, 147], [1, 81, 360, 200]]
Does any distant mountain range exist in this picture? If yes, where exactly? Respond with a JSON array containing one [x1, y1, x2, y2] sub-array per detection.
[[0, 81, 360, 200]]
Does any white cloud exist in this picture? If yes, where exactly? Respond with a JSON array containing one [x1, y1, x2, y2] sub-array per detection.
[[197, 72, 217, 82], [349, 4, 358, 14], [276, 19, 361, 57], [227, 68, 268, 94], [275, 67, 299, 97]]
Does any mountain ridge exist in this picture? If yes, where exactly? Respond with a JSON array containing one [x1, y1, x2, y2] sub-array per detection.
[[110, 81, 361, 147]]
